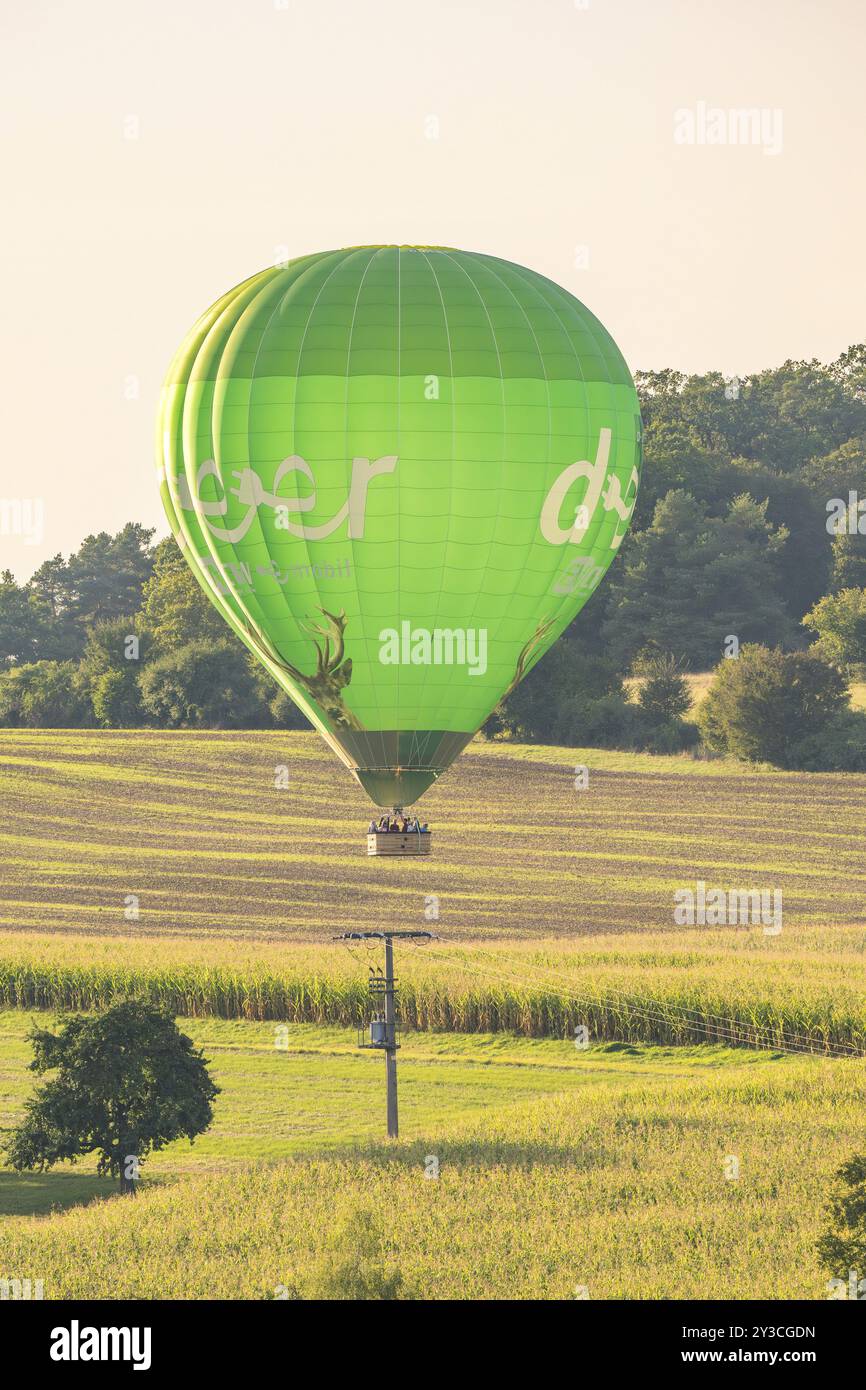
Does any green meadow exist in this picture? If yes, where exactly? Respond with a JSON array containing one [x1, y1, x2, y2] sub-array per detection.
[[0, 1013, 862, 1299]]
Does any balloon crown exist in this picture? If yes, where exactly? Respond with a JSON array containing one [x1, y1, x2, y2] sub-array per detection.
[[338, 243, 460, 252]]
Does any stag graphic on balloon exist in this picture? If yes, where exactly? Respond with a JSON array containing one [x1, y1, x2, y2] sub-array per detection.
[[156, 246, 641, 852]]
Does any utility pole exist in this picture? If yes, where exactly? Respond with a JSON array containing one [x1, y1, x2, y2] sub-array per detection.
[[335, 930, 434, 1140], [383, 933, 398, 1138]]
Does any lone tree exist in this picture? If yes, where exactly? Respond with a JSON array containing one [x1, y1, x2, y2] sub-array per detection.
[[5, 1001, 219, 1195], [634, 650, 692, 725], [698, 644, 848, 767], [817, 1154, 866, 1290]]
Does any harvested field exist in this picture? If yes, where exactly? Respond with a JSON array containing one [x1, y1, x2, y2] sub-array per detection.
[[0, 729, 864, 941]]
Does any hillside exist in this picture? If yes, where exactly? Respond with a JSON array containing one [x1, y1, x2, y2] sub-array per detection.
[[1, 729, 865, 942]]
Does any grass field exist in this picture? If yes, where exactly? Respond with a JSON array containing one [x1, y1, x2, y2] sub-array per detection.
[[0, 1014, 860, 1299], [0, 1013, 714, 1186]]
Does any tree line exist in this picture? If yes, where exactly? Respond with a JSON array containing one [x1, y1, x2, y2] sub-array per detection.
[[1, 347, 864, 768]]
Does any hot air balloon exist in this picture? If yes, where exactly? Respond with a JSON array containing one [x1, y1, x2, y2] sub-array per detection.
[[156, 246, 641, 850]]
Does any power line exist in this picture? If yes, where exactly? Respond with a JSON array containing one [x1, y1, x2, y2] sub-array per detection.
[[417, 942, 865, 1061], [325, 928, 864, 1063]]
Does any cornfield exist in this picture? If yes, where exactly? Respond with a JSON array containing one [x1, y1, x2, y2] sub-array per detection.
[[1, 929, 865, 1054]]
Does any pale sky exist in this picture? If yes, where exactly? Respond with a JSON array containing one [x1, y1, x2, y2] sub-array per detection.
[[1, 0, 863, 578]]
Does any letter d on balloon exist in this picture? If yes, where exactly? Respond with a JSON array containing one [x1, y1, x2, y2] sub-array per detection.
[[540, 428, 611, 545]]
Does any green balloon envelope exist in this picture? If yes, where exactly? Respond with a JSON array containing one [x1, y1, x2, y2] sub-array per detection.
[[156, 246, 641, 806]]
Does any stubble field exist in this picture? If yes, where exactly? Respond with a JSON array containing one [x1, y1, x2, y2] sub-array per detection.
[[1, 728, 864, 941]]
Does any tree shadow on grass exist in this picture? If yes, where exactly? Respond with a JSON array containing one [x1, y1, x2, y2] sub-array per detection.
[[0, 1171, 116, 1217]]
